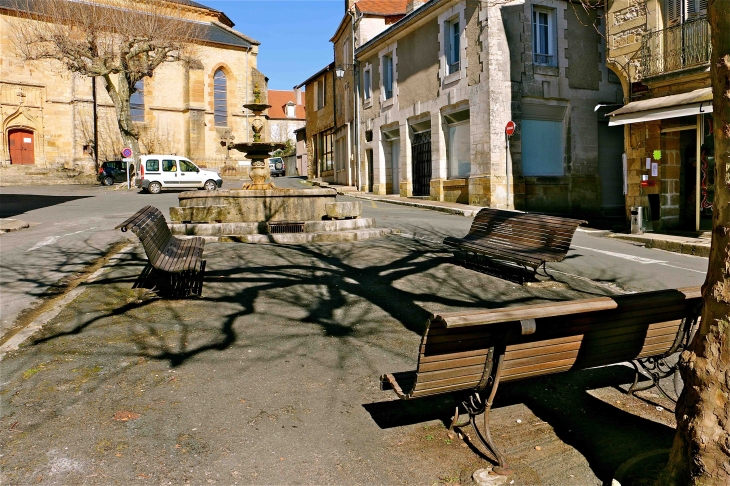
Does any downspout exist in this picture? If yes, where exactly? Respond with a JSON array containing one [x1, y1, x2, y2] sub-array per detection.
[[332, 45, 337, 181], [245, 48, 250, 142], [348, 8, 361, 189]]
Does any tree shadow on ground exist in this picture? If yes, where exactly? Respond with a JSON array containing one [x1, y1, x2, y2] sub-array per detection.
[[0, 193, 93, 218], [365, 364, 674, 485]]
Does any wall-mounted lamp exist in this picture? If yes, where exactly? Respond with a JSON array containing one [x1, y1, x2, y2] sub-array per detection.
[[335, 64, 355, 79]]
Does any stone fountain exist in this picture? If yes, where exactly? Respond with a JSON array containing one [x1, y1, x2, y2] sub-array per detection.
[[168, 88, 394, 243]]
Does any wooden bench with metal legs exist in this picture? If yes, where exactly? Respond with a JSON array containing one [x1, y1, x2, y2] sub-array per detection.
[[380, 287, 702, 474], [116, 205, 206, 297], [443, 208, 586, 281]]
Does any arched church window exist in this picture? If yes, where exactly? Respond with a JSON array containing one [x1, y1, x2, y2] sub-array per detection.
[[214, 69, 228, 127], [130, 80, 145, 122]]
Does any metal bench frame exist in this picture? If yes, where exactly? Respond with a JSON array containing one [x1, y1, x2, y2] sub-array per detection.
[[380, 287, 702, 474], [443, 208, 586, 281], [116, 205, 206, 297]]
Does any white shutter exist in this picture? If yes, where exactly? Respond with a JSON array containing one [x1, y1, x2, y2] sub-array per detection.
[[698, 0, 707, 13]]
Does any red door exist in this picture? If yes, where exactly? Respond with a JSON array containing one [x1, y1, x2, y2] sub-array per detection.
[[8, 129, 35, 165]]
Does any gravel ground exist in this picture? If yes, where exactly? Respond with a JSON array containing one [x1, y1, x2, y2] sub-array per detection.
[[0, 236, 680, 485]]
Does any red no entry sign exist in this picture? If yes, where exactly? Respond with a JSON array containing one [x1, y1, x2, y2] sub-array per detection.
[[505, 121, 516, 136], [122, 147, 132, 158]]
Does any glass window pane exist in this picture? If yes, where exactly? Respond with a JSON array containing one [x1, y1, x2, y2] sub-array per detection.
[[130, 80, 144, 122], [448, 122, 471, 178], [522, 119, 563, 176], [214, 69, 228, 127], [146, 159, 159, 171], [162, 159, 178, 172], [180, 160, 197, 172]]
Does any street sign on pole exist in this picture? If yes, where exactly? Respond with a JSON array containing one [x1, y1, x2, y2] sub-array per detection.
[[505, 121, 516, 137], [122, 147, 132, 158]]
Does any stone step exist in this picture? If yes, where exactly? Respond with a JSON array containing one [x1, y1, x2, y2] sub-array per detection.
[[169, 218, 377, 236], [212, 228, 397, 244]]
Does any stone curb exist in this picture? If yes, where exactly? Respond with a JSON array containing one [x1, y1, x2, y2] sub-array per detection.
[[609, 234, 711, 258], [342, 192, 480, 217], [0, 218, 30, 233], [205, 228, 399, 244]]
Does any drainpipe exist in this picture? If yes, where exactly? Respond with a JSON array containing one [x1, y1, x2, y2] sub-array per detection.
[[348, 8, 361, 190], [332, 45, 338, 182], [245, 48, 250, 142]]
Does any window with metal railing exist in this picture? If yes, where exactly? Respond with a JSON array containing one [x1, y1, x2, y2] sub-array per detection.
[[640, 17, 710, 78]]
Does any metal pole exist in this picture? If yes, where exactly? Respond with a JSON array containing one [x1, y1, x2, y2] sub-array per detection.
[[92, 76, 98, 170], [506, 133, 511, 209], [695, 113, 701, 232]]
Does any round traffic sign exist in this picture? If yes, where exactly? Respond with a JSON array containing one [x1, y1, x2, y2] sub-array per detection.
[[122, 147, 133, 158], [505, 121, 516, 136]]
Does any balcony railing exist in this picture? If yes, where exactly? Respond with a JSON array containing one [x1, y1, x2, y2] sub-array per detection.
[[640, 17, 711, 78]]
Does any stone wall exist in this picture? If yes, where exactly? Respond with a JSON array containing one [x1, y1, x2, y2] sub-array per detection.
[[0, 8, 259, 173]]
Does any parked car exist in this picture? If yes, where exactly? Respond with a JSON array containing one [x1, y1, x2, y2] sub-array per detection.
[[269, 157, 286, 177], [136, 155, 222, 194], [98, 160, 134, 186]]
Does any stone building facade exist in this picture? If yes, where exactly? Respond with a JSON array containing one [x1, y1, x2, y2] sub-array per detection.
[[356, 0, 625, 217], [605, 0, 712, 231], [0, 0, 263, 174], [295, 64, 335, 180]]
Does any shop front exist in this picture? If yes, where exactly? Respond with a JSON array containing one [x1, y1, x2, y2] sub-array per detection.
[[608, 88, 714, 232]]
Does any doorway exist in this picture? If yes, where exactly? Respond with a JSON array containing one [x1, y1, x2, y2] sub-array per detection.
[[597, 122, 624, 214], [8, 129, 35, 165], [366, 149, 374, 192], [390, 140, 400, 195], [411, 130, 431, 196]]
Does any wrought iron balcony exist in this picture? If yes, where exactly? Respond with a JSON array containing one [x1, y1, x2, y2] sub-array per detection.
[[640, 17, 711, 78]]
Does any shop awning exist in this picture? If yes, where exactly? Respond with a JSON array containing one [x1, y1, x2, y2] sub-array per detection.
[[607, 87, 713, 126]]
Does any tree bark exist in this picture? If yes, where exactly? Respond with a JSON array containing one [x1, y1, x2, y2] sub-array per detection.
[[659, 0, 730, 483]]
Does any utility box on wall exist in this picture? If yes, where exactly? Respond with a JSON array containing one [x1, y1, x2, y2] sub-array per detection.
[[630, 206, 644, 234]]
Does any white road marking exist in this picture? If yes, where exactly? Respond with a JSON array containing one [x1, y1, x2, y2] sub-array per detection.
[[571, 245, 666, 264], [26, 228, 98, 252], [572, 245, 706, 274]]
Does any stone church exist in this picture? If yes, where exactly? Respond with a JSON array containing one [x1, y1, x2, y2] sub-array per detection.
[[0, 0, 265, 174]]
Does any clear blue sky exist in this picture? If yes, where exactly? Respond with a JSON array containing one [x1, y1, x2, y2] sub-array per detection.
[[205, 1, 344, 90]]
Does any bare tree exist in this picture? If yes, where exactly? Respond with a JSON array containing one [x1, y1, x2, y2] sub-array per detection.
[[8, 0, 199, 166], [658, 0, 730, 482]]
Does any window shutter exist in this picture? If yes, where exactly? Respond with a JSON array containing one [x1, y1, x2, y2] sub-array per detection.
[[666, 0, 682, 24], [698, 0, 707, 12]]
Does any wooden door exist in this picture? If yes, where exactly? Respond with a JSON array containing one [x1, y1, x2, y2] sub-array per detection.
[[412, 131, 431, 196], [8, 129, 35, 165]]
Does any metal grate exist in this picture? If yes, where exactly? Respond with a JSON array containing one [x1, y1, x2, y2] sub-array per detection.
[[267, 222, 305, 234], [412, 131, 432, 197]]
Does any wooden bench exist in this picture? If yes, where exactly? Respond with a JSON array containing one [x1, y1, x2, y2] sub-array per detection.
[[380, 287, 702, 474], [116, 205, 206, 296], [443, 208, 586, 280]]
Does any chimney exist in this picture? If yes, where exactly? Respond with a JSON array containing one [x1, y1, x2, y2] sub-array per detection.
[[406, 0, 425, 14], [294, 87, 302, 105]]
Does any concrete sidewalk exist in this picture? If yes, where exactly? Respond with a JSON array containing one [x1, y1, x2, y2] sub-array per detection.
[[0, 236, 680, 485], [319, 182, 712, 258]]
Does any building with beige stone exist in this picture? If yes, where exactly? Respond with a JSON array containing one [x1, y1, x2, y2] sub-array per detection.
[[355, 0, 625, 217], [604, 0, 712, 231], [0, 0, 265, 176]]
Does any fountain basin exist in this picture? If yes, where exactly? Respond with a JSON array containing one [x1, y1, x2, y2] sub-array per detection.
[[170, 188, 338, 223]]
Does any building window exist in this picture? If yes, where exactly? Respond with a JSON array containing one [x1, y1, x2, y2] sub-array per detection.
[[214, 69, 228, 127], [130, 80, 144, 122], [445, 109, 470, 178], [522, 119, 564, 176], [363, 66, 372, 102], [286, 102, 296, 118], [446, 18, 460, 74], [317, 130, 333, 172], [383, 54, 393, 100], [533, 7, 556, 66], [316, 78, 326, 110]]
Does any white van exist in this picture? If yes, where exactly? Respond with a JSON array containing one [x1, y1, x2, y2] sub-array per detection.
[[136, 155, 222, 194]]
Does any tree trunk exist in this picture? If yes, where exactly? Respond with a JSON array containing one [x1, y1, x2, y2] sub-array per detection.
[[659, 0, 730, 483], [102, 73, 141, 167]]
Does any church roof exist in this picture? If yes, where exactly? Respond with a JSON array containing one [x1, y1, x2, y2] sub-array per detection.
[[0, 0, 258, 47]]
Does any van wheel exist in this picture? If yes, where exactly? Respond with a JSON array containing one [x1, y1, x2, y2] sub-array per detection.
[[203, 180, 217, 191], [102, 176, 114, 186], [148, 182, 162, 194]]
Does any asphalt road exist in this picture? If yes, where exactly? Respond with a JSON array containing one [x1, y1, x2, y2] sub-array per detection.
[[0, 176, 708, 343]]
